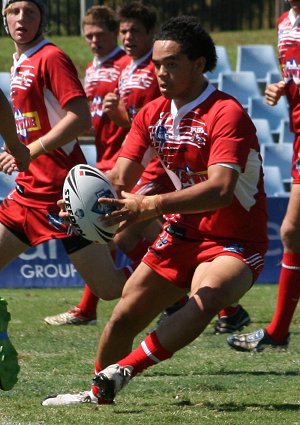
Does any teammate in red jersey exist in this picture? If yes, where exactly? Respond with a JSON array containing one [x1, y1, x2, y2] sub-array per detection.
[[44, 2, 174, 327], [45, 2, 250, 331], [116, 2, 251, 335], [0, 0, 127, 308], [227, 0, 300, 352], [43, 5, 128, 326], [83, 6, 128, 173], [42, 16, 268, 406], [0, 89, 30, 392]]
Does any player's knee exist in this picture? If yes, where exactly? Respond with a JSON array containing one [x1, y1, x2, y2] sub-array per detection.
[[280, 222, 300, 251], [107, 304, 144, 338], [90, 283, 123, 301], [194, 285, 227, 315]]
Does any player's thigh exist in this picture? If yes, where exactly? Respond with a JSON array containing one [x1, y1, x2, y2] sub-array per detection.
[[281, 184, 300, 249], [190, 255, 253, 311], [0, 222, 28, 268], [111, 262, 187, 330], [68, 241, 126, 300], [114, 218, 162, 252]]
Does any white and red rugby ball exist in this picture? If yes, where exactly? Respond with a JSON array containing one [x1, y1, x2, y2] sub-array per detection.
[[63, 164, 118, 244]]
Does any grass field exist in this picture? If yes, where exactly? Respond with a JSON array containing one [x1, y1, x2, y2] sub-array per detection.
[[0, 285, 299, 425], [0, 29, 278, 78]]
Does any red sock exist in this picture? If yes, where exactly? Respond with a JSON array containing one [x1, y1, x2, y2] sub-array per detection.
[[76, 284, 99, 318], [91, 359, 102, 396], [118, 331, 173, 376], [266, 252, 300, 342], [218, 304, 239, 318]]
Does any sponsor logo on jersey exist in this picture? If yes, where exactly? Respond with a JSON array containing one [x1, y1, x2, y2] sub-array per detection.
[[156, 237, 168, 249], [90, 96, 104, 118], [190, 127, 207, 146], [119, 71, 154, 95], [154, 125, 168, 145], [223, 243, 244, 254], [282, 57, 300, 84], [14, 109, 41, 138], [86, 67, 120, 85], [177, 165, 207, 187]]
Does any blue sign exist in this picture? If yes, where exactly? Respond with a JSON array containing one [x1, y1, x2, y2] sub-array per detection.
[[0, 196, 289, 288], [257, 196, 288, 284], [0, 239, 84, 288]]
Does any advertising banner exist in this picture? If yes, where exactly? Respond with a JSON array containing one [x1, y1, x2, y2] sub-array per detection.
[[256, 196, 287, 284]]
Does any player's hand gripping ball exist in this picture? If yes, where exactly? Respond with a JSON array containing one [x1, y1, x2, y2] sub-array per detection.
[[63, 164, 118, 243]]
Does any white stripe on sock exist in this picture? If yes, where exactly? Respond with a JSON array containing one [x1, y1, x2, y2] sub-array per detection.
[[282, 262, 300, 271], [141, 341, 161, 364]]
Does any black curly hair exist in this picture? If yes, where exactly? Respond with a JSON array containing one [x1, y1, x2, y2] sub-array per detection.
[[155, 16, 217, 73], [118, 1, 157, 33]]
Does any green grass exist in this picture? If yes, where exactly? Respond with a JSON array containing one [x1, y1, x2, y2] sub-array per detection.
[[0, 35, 92, 79], [0, 285, 300, 425], [0, 29, 278, 79]]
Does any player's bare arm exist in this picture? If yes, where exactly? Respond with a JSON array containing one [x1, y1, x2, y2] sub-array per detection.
[[0, 89, 31, 173], [29, 96, 91, 159], [100, 164, 239, 230]]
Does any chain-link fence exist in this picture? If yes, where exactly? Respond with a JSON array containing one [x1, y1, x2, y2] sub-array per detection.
[[0, 0, 290, 36]]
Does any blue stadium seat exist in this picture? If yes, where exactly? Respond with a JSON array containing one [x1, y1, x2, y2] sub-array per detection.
[[205, 45, 232, 86], [236, 45, 280, 83], [262, 165, 288, 197], [0, 72, 11, 102], [218, 71, 260, 109], [251, 118, 274, 146], [261, 143, 293, 191], [266, 71, 282, 85], [278, 119, 294, 144], [80, 143, 96, 166], [0, 172, 17, 202], [0, 73, 12, 145], [248, 96, 289, 135]]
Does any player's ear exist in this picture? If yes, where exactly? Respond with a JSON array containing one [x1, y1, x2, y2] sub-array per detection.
[[195, 56, 206, 73]]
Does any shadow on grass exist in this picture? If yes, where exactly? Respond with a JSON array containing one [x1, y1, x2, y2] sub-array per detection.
[[113, 400, 300, 413], [203, 401, 300, 412], [148, 369, 300, 378], [210, 370, 300, 377]]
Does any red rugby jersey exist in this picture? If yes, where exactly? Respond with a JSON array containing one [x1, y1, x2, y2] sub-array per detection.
[[120, 84, 268, 245], [84, 47, 128, 172], [10, 40, 87, 208], [278, 10, 300, 133], [118, 51, 169, 188]]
